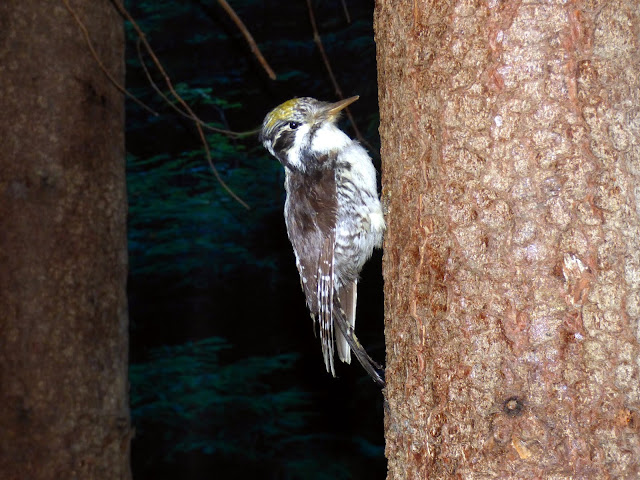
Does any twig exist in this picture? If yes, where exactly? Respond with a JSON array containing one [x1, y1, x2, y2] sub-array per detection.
[[109, 0, 250, 209], [62, 0, 158, 117], [305, 0, 368, 148], [217, 0, 276, 80], [340, 0, 351, 23], [135, 39, 258, 139]]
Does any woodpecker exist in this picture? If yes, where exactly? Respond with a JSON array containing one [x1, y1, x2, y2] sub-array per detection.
[[260, 96, 385, 385]]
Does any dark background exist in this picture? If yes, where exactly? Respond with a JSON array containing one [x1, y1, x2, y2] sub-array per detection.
[[125, 1, 385, 478]]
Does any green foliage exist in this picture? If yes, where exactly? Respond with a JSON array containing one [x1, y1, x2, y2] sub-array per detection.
[[127, 141, 282, 285], [172, 83, 242, 109], [130, 338, 357, 479], [124, 0, 385, 478], [130, 338, 304, 453]]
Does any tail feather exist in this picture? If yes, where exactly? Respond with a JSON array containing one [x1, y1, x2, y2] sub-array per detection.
[[336, 281, 357, 364], [317, 239, 335, 376], [332, 294, 385, 387]]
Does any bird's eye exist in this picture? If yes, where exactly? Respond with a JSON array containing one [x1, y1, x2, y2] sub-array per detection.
[[288, 121, 301, 130]]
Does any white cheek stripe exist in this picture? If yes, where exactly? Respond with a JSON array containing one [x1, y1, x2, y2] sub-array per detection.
[[286, 124, 311, 171]]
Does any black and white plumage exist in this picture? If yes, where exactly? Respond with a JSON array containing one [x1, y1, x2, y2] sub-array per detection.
[[260, 96, 385, 385]]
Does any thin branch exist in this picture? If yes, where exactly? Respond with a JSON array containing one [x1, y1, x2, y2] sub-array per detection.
[[217, 0, 276, 80], [109, 0, 250, 209], [340, 0, 351, 23], [135, 39, 258, 139], [62, 0, 158, 116], [305, 0, 370, 149]]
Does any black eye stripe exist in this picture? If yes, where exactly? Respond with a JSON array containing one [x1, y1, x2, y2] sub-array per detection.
[[273, 128, 296, 154]]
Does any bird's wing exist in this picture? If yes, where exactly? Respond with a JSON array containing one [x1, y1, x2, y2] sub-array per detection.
[[336, 280, 357, 364], [317, 235, 336, 376], [284, 164, 339, 375]]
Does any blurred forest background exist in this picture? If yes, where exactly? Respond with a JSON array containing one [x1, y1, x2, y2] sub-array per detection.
[[124, 1, 385, 478]]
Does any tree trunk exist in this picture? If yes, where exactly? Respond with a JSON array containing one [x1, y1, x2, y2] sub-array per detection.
[[0, 1, 131, 478], [376, 1, 640, 477]]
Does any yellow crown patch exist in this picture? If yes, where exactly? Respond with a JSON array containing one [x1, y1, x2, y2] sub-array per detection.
[[264, 98, 302, 130]]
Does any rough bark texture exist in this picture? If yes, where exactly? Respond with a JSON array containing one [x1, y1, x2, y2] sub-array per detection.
[[376, 1, 640, 477], [0, 1, 131, 478]]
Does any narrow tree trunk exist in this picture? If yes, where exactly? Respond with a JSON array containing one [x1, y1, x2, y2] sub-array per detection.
[[376, 1, 640, 477], [0, 1, 131, 478]]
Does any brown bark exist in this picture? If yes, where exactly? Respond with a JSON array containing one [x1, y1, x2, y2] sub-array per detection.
[[376, 1, 640, 478], [0, 1, 131, 479]]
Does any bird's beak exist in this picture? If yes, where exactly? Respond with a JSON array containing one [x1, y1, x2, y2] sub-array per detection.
[[325, 95, 359, 120]]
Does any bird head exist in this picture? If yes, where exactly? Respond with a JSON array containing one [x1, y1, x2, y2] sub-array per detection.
[[260, 96, 359, 173]]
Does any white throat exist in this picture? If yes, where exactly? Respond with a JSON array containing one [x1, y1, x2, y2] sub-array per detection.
[[310, 123, 351, 154]]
